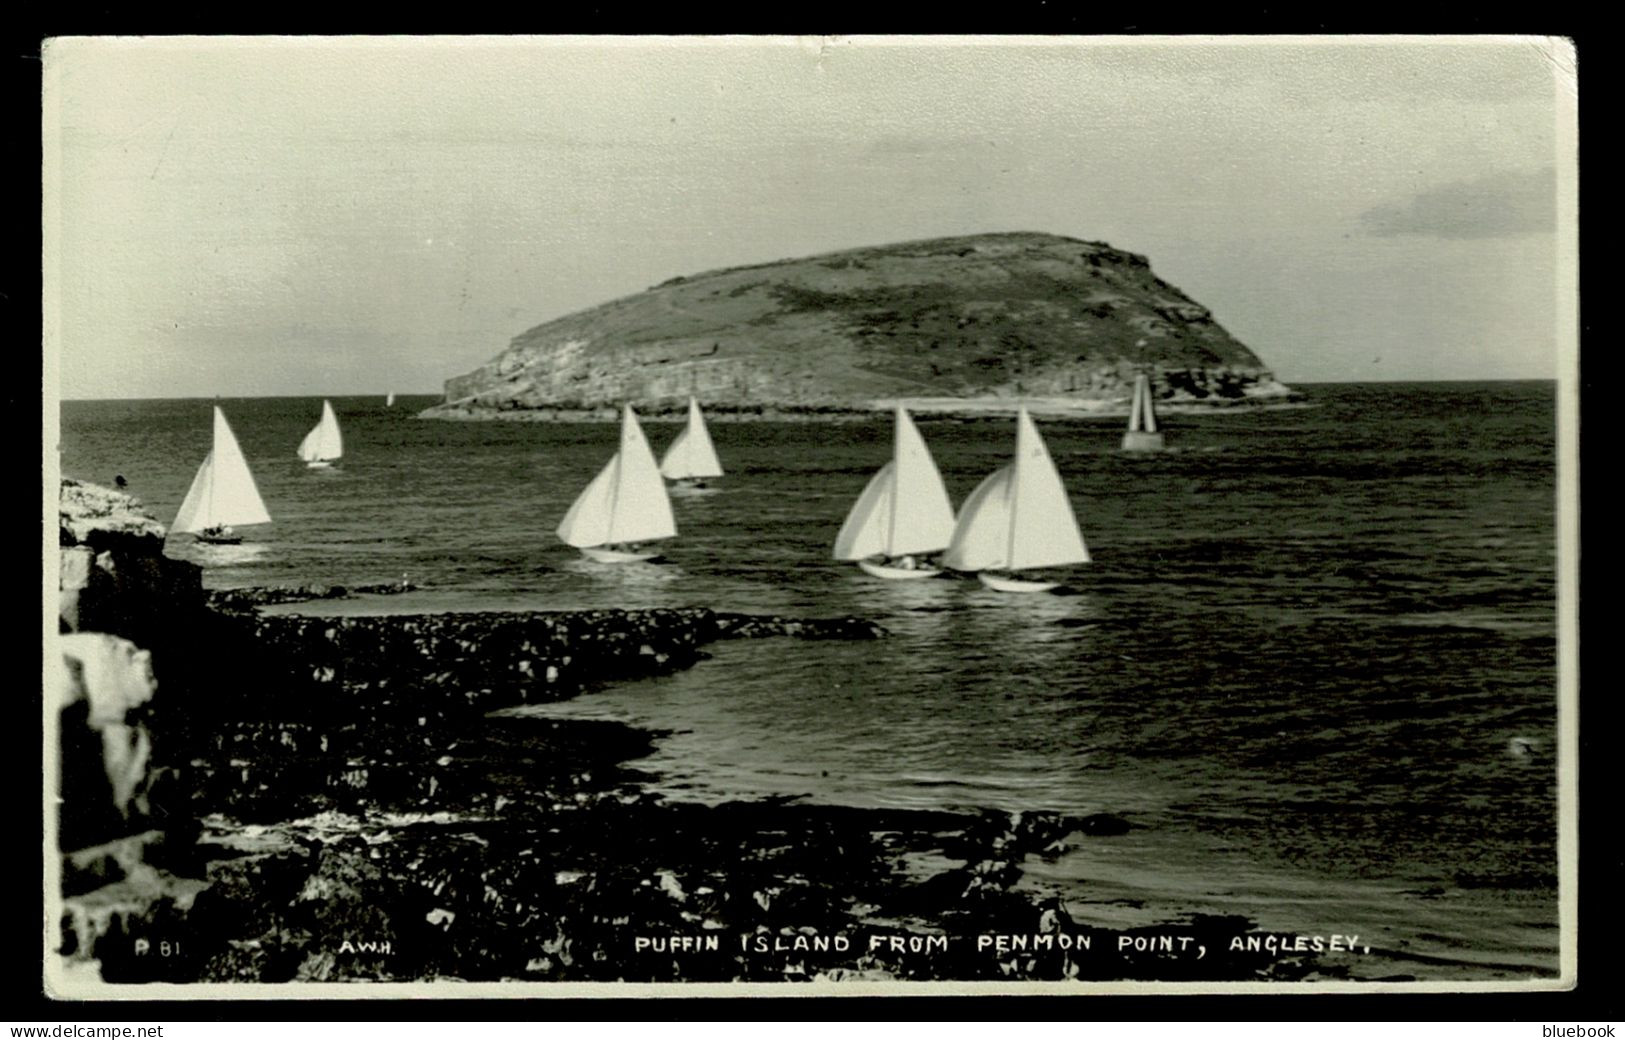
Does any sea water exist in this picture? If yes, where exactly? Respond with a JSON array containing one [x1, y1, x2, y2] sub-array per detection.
[[56, 383, 1561, 980]]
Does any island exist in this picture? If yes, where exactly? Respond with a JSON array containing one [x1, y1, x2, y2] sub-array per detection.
[[422, 231, 1298, 423]]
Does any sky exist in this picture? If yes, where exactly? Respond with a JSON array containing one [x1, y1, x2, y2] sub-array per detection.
[[44, 36, 1576, 399]]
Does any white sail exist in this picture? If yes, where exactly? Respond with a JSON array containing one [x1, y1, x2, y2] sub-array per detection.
[[834, 407, 956, 560], [889, 407, 957, 553], [172, 407, 272, 533], [298, 399, 344, 462], [943, 408, 1088, 572], [555, 455, 620, 548], [386, 392, 396, 407], [171, 453, 216, 535], [941, 465, 1013, 571], [1129, 374, 1159, 434], [833, 462, 896, 560], [659, 397, 724, 480], [556, 405, 677, 548], [1007, 408, 1089, 569]]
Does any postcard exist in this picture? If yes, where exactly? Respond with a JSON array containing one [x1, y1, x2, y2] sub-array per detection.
[[42, 34, 1579, 999]]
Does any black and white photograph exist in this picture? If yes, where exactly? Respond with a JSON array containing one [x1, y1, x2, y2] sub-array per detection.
[[43, 35, 1578, 997]]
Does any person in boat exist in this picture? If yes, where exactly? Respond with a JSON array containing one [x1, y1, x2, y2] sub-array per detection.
[[884, 554, 939, 571], [199, 523, 235, 540]]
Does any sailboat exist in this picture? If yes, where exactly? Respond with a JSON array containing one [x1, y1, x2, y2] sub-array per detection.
[[298, 399, 344, 468], [1122, 371, 1165, 452], [556, 404, 677, 563], [943, 407, 1090, 593], [833, 406, 957, 579], [659, 397, 724, 488], [172, 406, 273, 545], [386, 392, 396, 408]]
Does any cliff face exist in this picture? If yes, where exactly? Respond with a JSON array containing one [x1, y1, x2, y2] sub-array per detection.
[[428, 231, 1291, 418]]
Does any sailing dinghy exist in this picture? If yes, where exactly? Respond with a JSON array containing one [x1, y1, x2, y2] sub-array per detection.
[[298, 399, 344, 468], [659, 397, 724, 488], [833, 406, 957, 579], [556, 405, 677, 563], [1121, 372, 1165, 452], [943, 407, 1089, 592], [172, 406, 273, 545]]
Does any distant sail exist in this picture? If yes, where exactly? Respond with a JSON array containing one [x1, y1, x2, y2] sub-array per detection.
[[557, 405, 677, 548], [1122, 372, 1165, 452], [834, 407, 956, 560], [173, 407, 272, 533], [944, 408, 1088, 572], [386, 392, 396, 408], [660, 397, 724, 480], [1128, 373, 1159, 434], [298, 399, 344, 463]]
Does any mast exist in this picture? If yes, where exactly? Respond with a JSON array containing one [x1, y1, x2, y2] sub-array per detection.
[[207, 408, 219, 524], [1006, 408, 1027, 570], [1007, 407, 1089, 570], [887, 406, 904, 553], [605, 406, 630, 544]]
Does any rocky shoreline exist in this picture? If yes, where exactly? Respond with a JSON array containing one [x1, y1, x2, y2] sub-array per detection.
[[419, 389, 1309, 424], [54, 478, 1345, 989], [204, 579, 419, 612]]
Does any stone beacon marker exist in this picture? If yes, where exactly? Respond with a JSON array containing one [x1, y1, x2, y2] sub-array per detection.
[[1121, 369, 1166, 453]]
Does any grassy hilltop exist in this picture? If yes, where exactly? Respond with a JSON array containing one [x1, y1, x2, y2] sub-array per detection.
[[426, 231, 1293, 419]]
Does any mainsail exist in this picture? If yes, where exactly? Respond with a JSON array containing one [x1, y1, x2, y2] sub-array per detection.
[[298, 399, 344, 463], [943, 407, 1088, 572], [659, 397, 724, 480], [834, 407, 957, 560], [557, 405, 678, 548], [172, 406, 273, 533]]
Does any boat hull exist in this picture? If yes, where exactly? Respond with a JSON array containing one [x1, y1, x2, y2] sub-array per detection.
[[305, 460, 336, 469], [857, 559, 942, 580], [194, 533, 244, 546], [1121, 431, 1165, 452], [978, 572, 1059, 593], [581, 546, 663, 563]]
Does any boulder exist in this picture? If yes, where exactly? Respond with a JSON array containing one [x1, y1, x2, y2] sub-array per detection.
[[57, 633, 158, 849], [58, 479, 202, 646]]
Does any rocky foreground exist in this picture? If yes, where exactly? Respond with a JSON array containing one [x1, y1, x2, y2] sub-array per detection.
[[54, 479, 1342, 988]]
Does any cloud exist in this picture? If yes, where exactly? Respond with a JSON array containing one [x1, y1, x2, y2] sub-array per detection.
[[1359, 167, 1557, 239]]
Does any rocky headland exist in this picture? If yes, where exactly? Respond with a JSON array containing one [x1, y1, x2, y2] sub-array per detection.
[[52, 478, 1341, 988], [422, 231, 1300, 422]]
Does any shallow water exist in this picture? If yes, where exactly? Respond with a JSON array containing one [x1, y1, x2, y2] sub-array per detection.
[[58, 382, 1561, 980]]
